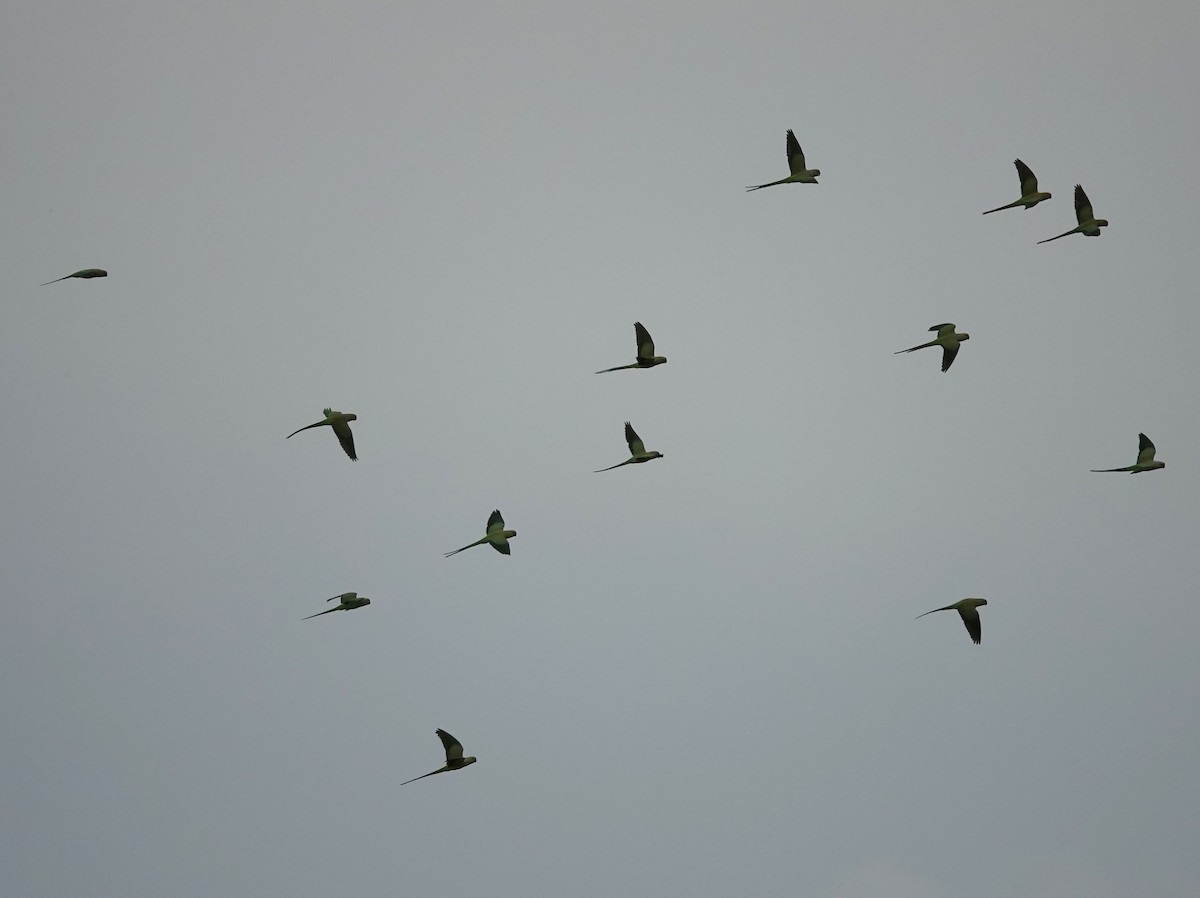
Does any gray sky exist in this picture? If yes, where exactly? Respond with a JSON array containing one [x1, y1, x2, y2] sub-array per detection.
[[3, 2, 1199, 896]]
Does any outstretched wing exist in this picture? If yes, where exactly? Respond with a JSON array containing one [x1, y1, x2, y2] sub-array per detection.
[[1136, 433, 1157, 466], [940, 342, 960, 372], [331, 421, 357, 460], [1074, 184, 1093, 224], [1014, 159, 1039, 195], [624, 422, 646, 456], [486, 509, 505, 535], [437, 728, 465, 763], [785, 129, 806, 175], [957, 606, 982, 645], [634, 322, 656, 360]]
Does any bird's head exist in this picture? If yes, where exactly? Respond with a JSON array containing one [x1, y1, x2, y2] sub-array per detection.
[[651, 452, 664, 460], [811, 169, 821, 177], [959, 333, 970, 341], [462, 756, 477, 767], [968, 597, 988, 607], [1096, 219, 1109, 228], [360, 597, 372, 606], [344, 412, 358, 422], [505, 529, 517, 539], [655, 356, 668, 364]]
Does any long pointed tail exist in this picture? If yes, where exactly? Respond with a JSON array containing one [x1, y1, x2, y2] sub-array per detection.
[[39, 275, 70, 286], [982, 200, 1021, 215], [303, 607, 340, 619], [895, 340, 937, 354], [595, 363, 638, 374], [746, 178, 788, 192], [286, 421, 327, 439], [1037, 230, 1073, 244], [915, 605, 953, 619], [593, 460, 631, 473], [444, 538, 487, 557], [400, 767, 448, 786]]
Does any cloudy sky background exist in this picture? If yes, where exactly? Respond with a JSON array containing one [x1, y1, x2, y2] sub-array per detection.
[[3, 2, 1198, 896]]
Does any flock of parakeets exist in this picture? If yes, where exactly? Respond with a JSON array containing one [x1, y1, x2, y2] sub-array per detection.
[[39, 130, 1164, 786]]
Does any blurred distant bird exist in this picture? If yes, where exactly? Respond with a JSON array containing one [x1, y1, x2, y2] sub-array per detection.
[[1091, 433, 1165, 473], [401, 729, 477, 786], [303, 592, 371, 619], [982, 159, 1052, 214], [746, 129, 820, 191], [287, 408, 358, 461], [595, 322, 667, 373], [895, 323, 970, 372], [40, 268, 107, 286], [916, 598, 988, 645], [594, 421, 664, 472], [445, 509, 517, 557], [1037, 184, 1108, 243]]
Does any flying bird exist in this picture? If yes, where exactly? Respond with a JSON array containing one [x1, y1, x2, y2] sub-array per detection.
[[40, 268, 107, 286], [895, 323, 970, 372], [746, 129, 820, 191], [916, 598, 988, 645], [982, 159, 1052, 214], [286, 408, 358, 461], [400, 729, 478, 787], [595, 322, 667, 373], [303, 592, 371, 619], [1037, 184, 1108, 243], [1091, 433, 1165, 473], [445, 509, 517, 557], [594, 421, 664, 472]]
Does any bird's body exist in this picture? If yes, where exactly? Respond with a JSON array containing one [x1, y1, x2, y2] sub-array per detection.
[[40, 268, 107, 286], [303, 592, 371, 619], [400, 729, 477, 786], [596, 322, 667, 373], [917, 597, 988, 645], [895, 323, 970, 372], [445, 509, 517, 556], [746, 129, 820, 191], [982, 159, 1052, 214], [1038, 184, 1108, 243], [1091, 433, 1165, 473], [594, 421, 664, 472], [286, 408, 358, 461]]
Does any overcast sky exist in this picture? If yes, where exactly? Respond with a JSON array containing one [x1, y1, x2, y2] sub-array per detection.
[[3, 2, 1199, 896]]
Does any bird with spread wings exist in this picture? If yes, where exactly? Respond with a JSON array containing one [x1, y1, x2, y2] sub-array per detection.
[[982, 159, 1052, 214], [917, 598, 988, 645], [1091, 433, 1165, 473], [286, 408, 358, 461], [596, 322, 667, 373], [445, 509, 517, 556], [895, 323, 970, 372], [302, 592, 371, 620], [594, 422, 664, 472], [1037, 184, 1108, 243], [400, 729, 478, 787], [746, 129, 820, 191]]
